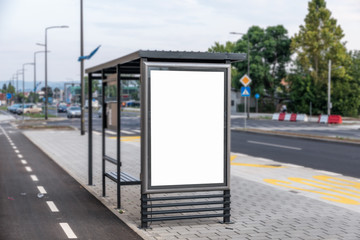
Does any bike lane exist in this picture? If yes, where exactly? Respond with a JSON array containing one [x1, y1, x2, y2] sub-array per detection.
[[0, 123, 142, 240]]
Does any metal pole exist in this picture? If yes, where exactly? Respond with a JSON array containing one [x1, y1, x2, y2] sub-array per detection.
[[244, 97, 247, 130], [88, 73, 93, 185], [247, 34, 250, 119], [116, 64, 121, 209], [33, 54, 36, 102], [80, 0, 85, 135], [43, 25, 69, 120], [256, 98, 258, 113], [328, 60, 331, 116], [22, 63, 34, 119], [22, 65, 25, 120], [45, 29, 48, 120], [34, 51, 47, 102]]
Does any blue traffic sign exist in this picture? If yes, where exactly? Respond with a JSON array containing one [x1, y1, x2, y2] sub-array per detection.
[[6, 93, 12, 99], [255, 93, 260, 99], [241, 86, 251, 97]]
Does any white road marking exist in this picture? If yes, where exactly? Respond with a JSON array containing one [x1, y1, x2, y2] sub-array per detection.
[[37, 186, 47, 194], [316, 170, 341, 176], [15, 150, 20, 153], [247, 140, 302, 151], [17, 154, 23, 158], [105, 130, 116, 135], [46, 201, 59, 212], [92, 131, 101, 135], [133, 129, 141, 133], [25, 166, 32, 172], [21, 160, 27, 164], [121, 130, 133, 134], [12, 146, 17, 149], [282, 163, 302, 168], [59, 223, 77, 239], [30, 175, 39, 181]]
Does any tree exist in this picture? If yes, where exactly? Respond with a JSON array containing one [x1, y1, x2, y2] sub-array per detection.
[[54, 87, 60, 100], [232, 25, 291, 100], [85, 76, 100, 96], [2, 83, 7, 93], [208, 25, 291, 100], [208, 41, 236, 53], [41, 87, 53, 101], [290, 0, 359, 116], [7, 83, 15, 94], [208, 41, 239, 88]]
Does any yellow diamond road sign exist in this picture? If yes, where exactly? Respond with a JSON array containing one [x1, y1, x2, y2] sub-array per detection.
[[239, 74, 252, 87]]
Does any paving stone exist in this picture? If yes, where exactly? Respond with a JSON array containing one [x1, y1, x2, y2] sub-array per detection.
[[23, 130, 360, 240]]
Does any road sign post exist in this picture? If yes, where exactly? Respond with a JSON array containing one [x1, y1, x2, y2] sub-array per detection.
[[255, 93, 259, 113], [239, 74, 252, 129]]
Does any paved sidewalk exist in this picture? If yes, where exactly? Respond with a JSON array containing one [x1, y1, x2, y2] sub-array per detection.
[[22, 129, 360, 240]]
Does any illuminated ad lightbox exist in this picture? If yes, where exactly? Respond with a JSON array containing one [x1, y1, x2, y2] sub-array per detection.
[[142, 62, 231, 193]]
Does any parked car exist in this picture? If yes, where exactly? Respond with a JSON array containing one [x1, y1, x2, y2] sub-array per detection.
[[8, 104, 22, 113], [58, 104, 67, 113], [17, 103, 42, 115], [67, 106, 81, 118]]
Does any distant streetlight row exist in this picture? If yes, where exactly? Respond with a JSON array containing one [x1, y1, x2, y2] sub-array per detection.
[[12, 25, 69, 120], [38, 25, 69, 120]]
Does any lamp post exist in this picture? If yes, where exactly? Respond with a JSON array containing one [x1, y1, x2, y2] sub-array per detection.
[[33, 51, 49, 101], [327, 60, 342, 116], [80, 0, 85, 135], [22, 63, 34, 119], [16, 69, 23, 95], [38, 25, 69, 120], [328, 60, 331, 116]]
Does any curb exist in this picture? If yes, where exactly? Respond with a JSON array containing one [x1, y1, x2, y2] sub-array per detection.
[[232, 128, 360, 146]]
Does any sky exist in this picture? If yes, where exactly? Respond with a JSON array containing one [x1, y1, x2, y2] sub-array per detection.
[[0, 0, 359, 87]]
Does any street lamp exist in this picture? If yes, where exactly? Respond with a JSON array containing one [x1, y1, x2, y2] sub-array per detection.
[[33, 51, 50, 100], [80, 0, 85, 135], [38, 25, 69, 120], [16, 69, 24, 96], [22, 63, 35, 119], [230, 32, 251, 126]]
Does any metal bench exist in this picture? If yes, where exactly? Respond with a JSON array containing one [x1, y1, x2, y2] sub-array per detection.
[[104, 171, 141, 185]]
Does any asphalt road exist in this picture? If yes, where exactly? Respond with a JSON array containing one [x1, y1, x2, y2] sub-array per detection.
[[0, 123, 142, 240], [231, 130, 360, 179]]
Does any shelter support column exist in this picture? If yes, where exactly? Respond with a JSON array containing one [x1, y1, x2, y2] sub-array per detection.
[[88, 73, 93, 185]]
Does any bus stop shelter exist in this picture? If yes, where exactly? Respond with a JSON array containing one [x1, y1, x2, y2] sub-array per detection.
[[86, 50, 245, 228]]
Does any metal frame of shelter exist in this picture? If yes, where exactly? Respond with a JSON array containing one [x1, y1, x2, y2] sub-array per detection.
[[86, 50, 245, 228]]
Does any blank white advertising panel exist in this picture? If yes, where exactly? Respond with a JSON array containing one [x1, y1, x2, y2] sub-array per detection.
[[148, 67, 227, 190]]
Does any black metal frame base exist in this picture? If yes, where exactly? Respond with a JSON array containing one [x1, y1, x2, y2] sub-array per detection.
[[141, 190, 231, 228]]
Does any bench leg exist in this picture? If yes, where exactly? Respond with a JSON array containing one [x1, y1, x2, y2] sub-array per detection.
[[102, 173, 106, 197]]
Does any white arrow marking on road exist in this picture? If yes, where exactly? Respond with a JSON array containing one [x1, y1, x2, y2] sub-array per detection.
[[247, 140, 302, 151]]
